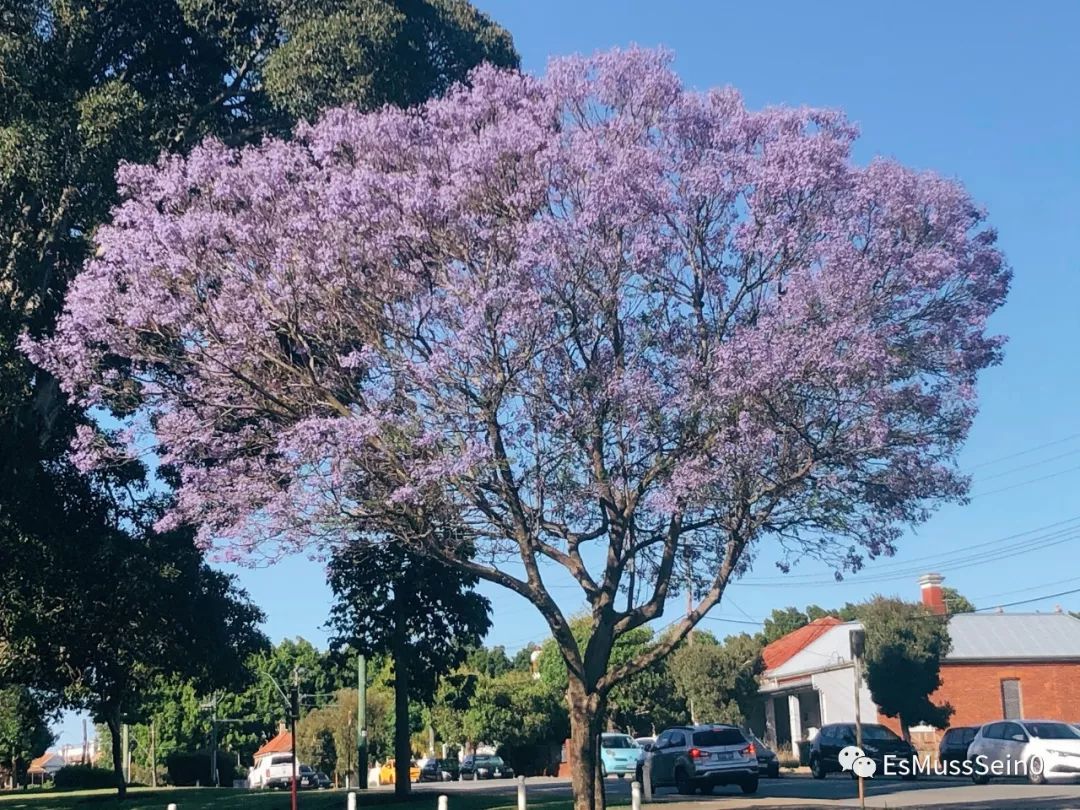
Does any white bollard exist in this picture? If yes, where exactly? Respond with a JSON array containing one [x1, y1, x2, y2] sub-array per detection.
[[631, 781, 641, 810], [438, 795, 449, 810], [167, 804, 178, 810], [517, 775, 526, 810], [347, 792, 357, 810], [642, 758, 653, 803]]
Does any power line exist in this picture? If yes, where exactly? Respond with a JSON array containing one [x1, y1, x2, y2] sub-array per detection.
[[969, 463, 1080, 499], [741, 515, 1080, 584], [973, 587, 1080, 612], [967, 433, 1080, 470], [970, 575, 1080, 603], [976, 447, 1080, 482]]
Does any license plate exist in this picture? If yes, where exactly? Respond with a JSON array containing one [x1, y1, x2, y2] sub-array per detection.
[[716, 752, 733, 761]]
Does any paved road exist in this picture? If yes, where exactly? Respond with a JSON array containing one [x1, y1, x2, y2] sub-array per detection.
[[406, 773, 1080, 809]]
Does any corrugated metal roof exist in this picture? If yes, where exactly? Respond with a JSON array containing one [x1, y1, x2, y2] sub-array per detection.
[[945, 613, 1080, 661]]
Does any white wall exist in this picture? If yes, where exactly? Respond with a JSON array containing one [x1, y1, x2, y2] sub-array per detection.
[[813, 665, 876, 725]]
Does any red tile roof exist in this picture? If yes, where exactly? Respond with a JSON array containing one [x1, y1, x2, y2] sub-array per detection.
[[254, 730, 293, 758], [762, 617, 843, 672]]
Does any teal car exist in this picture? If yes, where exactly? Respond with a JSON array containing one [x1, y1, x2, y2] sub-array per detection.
[[600, 733, 642, 778]]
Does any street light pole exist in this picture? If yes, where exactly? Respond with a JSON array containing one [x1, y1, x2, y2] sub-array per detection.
[[290, 668, 300, 810], [357, 654, 367, 790]]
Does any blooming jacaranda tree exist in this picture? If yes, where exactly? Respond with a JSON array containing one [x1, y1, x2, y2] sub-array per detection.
[[28, 49, 1009, 808]]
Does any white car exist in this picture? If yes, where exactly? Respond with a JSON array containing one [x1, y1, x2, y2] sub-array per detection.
[[968, 720, 1080, 784]]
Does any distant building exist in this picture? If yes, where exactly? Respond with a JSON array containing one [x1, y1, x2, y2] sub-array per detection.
[[27, 752, 65, 784], [755, 573, 1080, 759]]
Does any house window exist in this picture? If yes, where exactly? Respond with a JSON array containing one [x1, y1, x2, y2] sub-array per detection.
[[1001, 679, 1022, 719]]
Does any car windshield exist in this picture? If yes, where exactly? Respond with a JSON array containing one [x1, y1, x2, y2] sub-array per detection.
[[299, 765, 314, 773], [476, 756, 504, 766], [437, 759, 456, 768], [692, 728, 746, 747], [1023, 722, 1080, 740], [862, 726, 902, 741], [602, 735, 637, 749]]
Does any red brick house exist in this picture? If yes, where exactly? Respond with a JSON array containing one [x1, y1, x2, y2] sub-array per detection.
[[755, 574, 1080, 757]]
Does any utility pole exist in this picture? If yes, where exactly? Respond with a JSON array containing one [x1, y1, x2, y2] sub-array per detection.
[[122, 723, 130, 784], [850, 627, 866, 810], [150, 720, 157, 788], [357, 654, 367, 790], [290, 668, 301, 810]]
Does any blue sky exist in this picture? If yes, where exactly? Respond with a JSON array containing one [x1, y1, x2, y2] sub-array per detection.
[[54, 1, 1080, 745]]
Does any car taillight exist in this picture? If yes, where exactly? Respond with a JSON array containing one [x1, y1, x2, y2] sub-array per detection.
[[743, 743, 756, 757], [689, 748, 707, 759]]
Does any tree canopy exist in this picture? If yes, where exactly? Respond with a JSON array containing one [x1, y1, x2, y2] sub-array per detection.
[[31, 47, 1010, 810], [859, 597, 954, 738]]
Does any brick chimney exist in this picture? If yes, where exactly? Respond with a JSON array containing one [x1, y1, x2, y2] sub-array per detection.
[[919, 572, 946, 615]]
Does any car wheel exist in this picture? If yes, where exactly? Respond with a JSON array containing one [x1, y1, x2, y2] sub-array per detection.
[[699, 782, 715, 795], [1028, 757, 1047, 785], [770, 763, 780, 779], [674, 768, 693, 795], [810, 755, 827, 779], [972, 768, 991, 785], [740, 776, 759, 794], [635, 765, 643, 785]]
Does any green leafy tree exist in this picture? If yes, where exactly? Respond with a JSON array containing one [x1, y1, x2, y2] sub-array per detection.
[[0, 523, 267, 796], [327, 542, 491, 796], [669, 633, 763, 726], [466, 646, 513, 679], [760, 608, 811, 644], [859, 597, 954, 739], [0, 2, 515, 788], [537, 619, 684, 735], [941, 587, 975, 614], [462, 672, 568, 775], [0, 686, 54, 786]]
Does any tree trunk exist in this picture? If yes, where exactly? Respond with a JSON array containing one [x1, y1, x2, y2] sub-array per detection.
[[392, 590, 412, 798], [105, 711, 126, 798], [567, 678, 606, 810]]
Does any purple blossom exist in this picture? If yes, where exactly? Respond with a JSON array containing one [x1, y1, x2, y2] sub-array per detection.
[[27, 48, 1009, 588]]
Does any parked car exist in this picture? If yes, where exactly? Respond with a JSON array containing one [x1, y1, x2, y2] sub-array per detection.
[[809, 723, 916, 779], [635, 736, 656, 752], [250, 753, 301, 789], [968, 719, 1080, 784], [600, 733, 641, 778], [378, 759, 421, 784], [938, 726, 978, 765], [298, 765, 319, 790], [741, 730, 780, 778], [419, 758, 460, 782], [315, 771, 332, 789], [460, 754, 514, 779], [639, 724, 758, 795]]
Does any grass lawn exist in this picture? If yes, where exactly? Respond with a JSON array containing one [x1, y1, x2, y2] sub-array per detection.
[[0, 788, 578, 810]]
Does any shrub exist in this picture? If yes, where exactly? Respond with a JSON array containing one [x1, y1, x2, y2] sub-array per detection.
[[165, 751, 237, 786], [53, 765, 117, 789]]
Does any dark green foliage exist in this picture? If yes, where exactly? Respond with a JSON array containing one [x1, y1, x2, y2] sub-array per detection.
[[327, 540, 491, 795], [0, 685, 54, 784], [669, 633, 763, 726], [53, 765, 118, 790], [858, 597, 953, 736], [164, 751, 237, 787]]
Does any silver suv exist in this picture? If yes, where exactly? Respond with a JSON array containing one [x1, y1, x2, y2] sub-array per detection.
[[640, 723, 758, 795]]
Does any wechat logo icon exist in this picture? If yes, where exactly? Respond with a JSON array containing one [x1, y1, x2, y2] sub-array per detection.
[[839, 745, 877, 779]]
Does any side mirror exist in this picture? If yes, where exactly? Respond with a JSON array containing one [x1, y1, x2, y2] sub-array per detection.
[[1011, 733, 1027, 742]]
